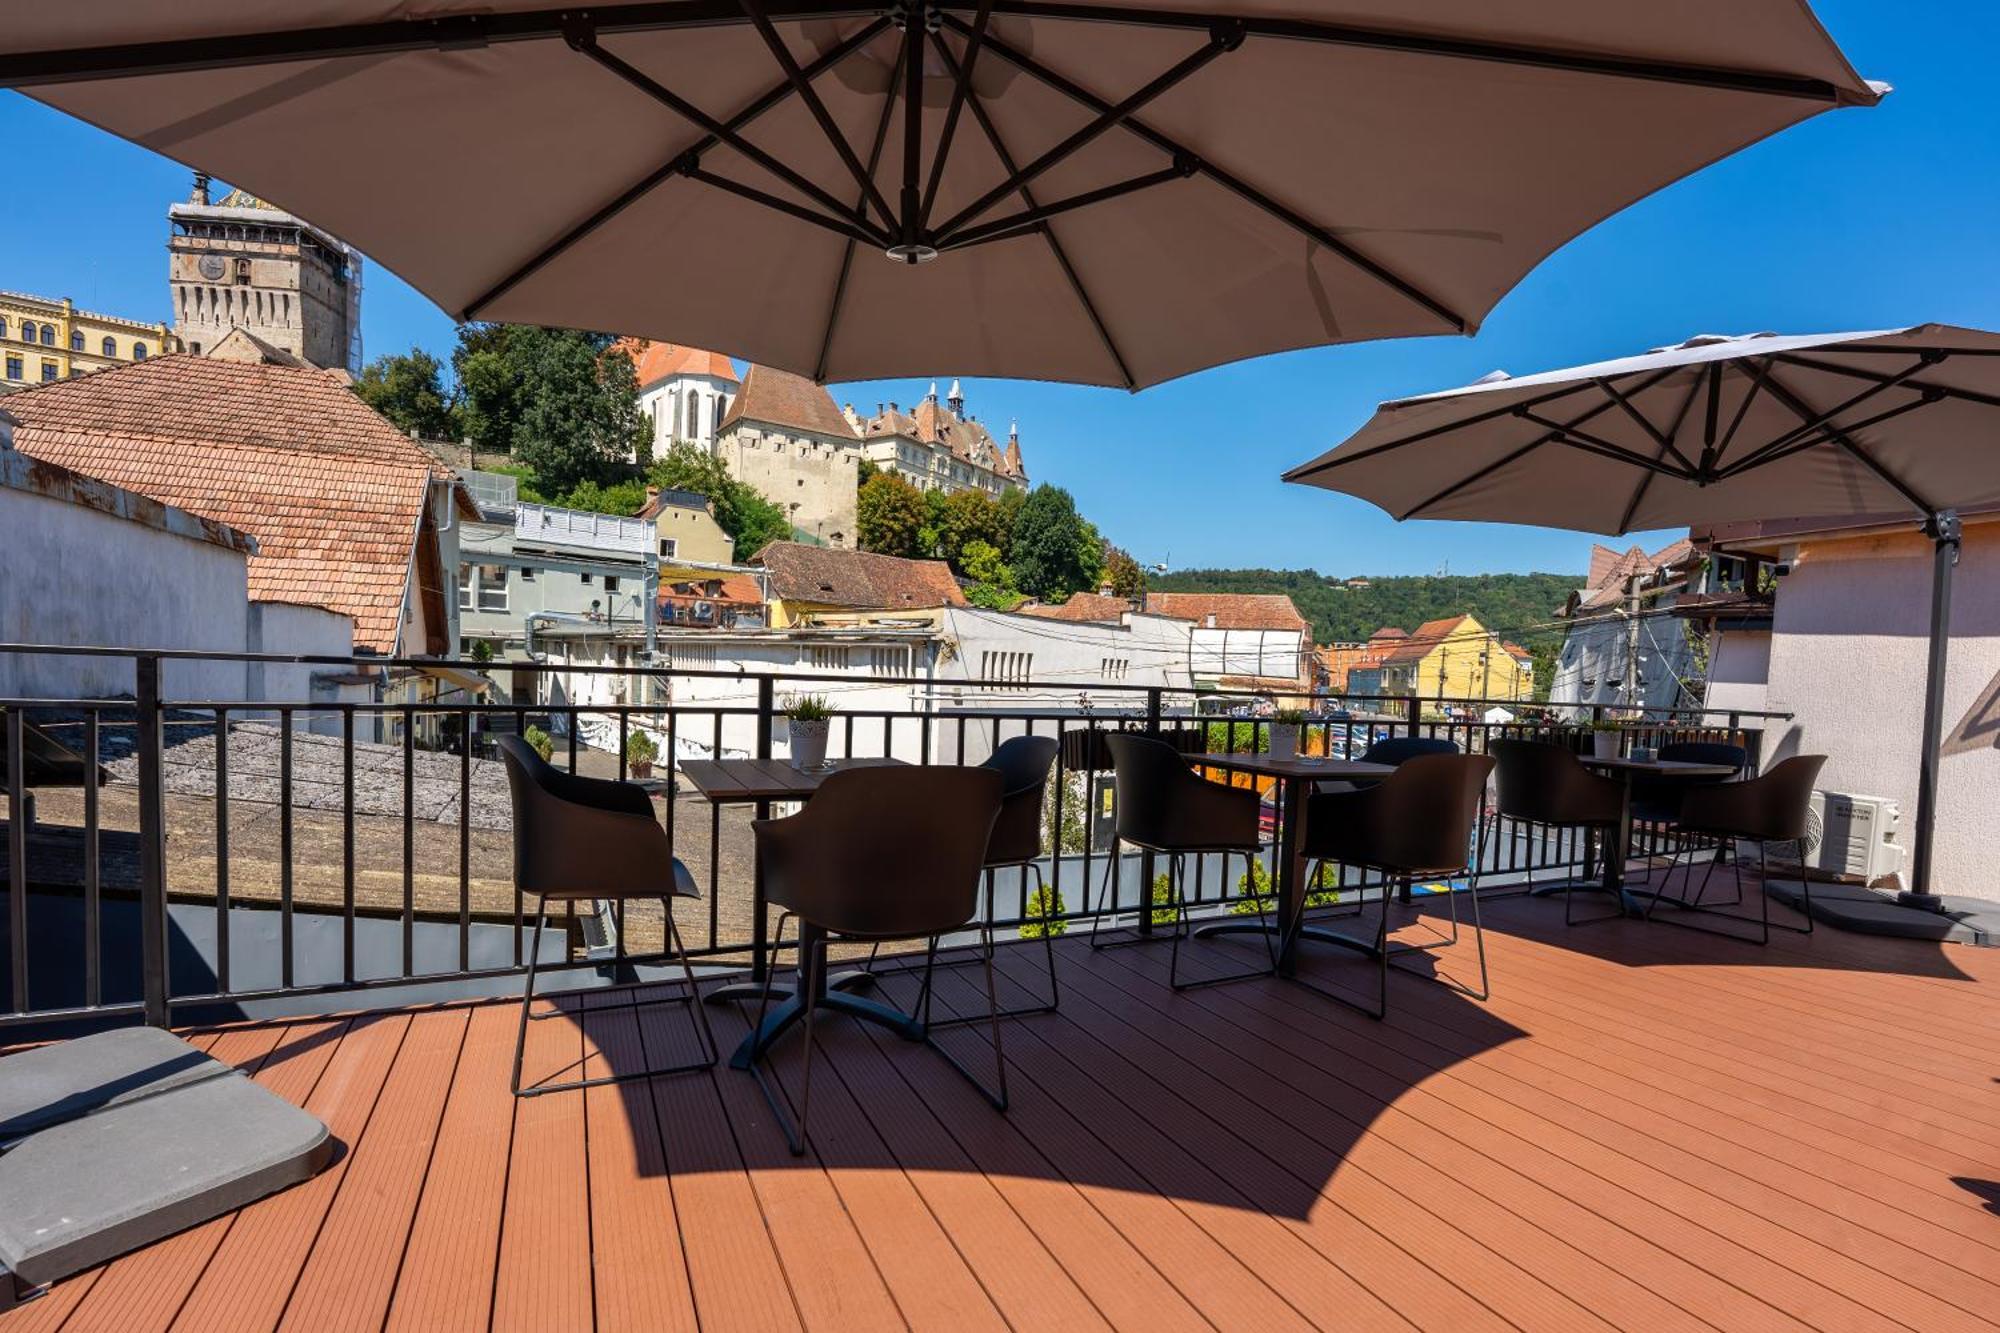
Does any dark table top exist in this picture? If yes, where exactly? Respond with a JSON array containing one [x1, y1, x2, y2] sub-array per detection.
[[1189, 752, 1397, 781], [1579, 756, 1738, 778], [679, 756, 908, 802]]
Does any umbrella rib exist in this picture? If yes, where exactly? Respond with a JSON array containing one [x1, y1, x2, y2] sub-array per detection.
[[1755, 368, 1937, 516], [738, 0, 899, 231], [928, 26, 1241, 244], [1597, 374, 1697, 474], [1397, 370, 1677, 518], [919, 0, 995, 231], [1710, 356, 1774, 469], [685, 164, 888, 246], [1770, 351, 2000, 410], [1720, 352, 1941, 475], [938, 164, 1194, 251], [815, 38, 907, 381], [932, 29, 1137, 388], [947, 15, 1470, 334], [1715, 394, 1941, 485], [567, 29, 889, 245], [1614, 368, 1707, 535], [461, 16, 886, 319], [1515, 408, 1697, 478]]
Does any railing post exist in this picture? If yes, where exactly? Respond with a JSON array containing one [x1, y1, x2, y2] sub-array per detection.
[[1139, 688, 1162, 936], [135, 654, 170, 1028], [1405, 694, 1421, 738], [752, 674, 775, 980]]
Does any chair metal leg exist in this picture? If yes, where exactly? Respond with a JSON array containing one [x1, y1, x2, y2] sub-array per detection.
[[792, 936, 825, 1157], [1279, 875, 1389, 1020], [1641, 837, 1776, 945], [925, 863, 1062, 1028], [509, 899, 549, 1097], [1171, 850, 1279, 992]]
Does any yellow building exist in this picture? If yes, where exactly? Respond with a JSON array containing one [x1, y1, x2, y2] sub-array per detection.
[[1378, 613, 1532, 703], [636, 485, 736, 565], [0, 291, 178, 389]]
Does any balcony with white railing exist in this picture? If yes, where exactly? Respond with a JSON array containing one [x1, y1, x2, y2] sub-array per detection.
[[513, 500, 654, 558]]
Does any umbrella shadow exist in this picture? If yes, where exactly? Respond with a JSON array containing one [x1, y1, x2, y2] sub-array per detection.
[[524, 924, 1530, 1225]]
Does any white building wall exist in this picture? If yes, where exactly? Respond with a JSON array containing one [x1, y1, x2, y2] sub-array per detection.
[[1704, 628, 1771, 718], [638, 373, 737, 456], [1550, 611, 1701, 717], [719, 423, 860, 548], [0, 478, 248, 701], [1751, 525, 2000, 902]]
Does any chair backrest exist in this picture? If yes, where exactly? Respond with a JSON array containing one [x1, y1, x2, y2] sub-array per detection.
[[1360, 735, 1459, 766], [1680, 754, 1826, 841], [1658, 740, 1749, 773], [1490, 738, 1622, 827], [496, 733, 666, 899], [765, 765, 1003, 938], [1306, 753, 1495, 876], [980, 735, 1059, 867], [1103, 731, 1258, 852]]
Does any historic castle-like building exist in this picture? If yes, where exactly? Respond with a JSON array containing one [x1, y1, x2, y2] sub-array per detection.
[[616, 340, 1030, 552], [168, 173, 362, 372]]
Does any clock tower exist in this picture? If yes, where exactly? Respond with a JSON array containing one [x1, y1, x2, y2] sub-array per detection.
[[167, 172, 362, 372]]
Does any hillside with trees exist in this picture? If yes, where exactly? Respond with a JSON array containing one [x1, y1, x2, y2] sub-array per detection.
[[1149, 568, 1582, 646]]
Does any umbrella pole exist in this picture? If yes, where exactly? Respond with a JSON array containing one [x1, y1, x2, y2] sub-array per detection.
[[1901, 510, 1960, 913]]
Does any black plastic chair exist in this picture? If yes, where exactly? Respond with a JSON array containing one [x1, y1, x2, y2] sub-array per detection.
[[1485, 739, 1627, 925], [1088, 733, 1274, 989], [864, 736, 1065, 1024], [750, 765, 1006, 1155], [1627, 739, 1749, 890], [1315, 734, 1459, 796], [1643, 754, 1826, 944], [1295, 753, 1495, 1018], [496, 735, 718, 1097]]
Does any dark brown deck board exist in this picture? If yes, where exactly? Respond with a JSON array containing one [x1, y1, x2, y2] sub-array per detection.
[[6, 889, 1999, 1333]]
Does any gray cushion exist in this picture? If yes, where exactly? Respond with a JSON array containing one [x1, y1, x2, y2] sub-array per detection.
[[0, 1027, 229, 1140], [0, 1066, 331, 1287]]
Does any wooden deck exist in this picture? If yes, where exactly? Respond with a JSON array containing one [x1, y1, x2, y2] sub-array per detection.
[[8, 884, 2000, 1332]]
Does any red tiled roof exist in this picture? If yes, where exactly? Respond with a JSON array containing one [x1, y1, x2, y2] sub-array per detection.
[[6, 354, 464, 652], [1143, 593, 1309, 634], [610, 337, 738, 389], [1367, 627, 1408, 642], [752, 541, 964, 610], [1380, 615, 1472, 665], [1577, 538, 1698, 610], [1019, 592, 1131, 623], [1502, 640, 1534, 661], [724, 364, 858, 440]]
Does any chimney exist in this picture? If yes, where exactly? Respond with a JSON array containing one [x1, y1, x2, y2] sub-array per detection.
[[1098, 581, 1115, 598], [1206, 614, 1218, 629], [191, 171, 211, 205]]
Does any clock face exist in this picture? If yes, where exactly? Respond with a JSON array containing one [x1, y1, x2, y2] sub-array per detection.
[[198, 255, 226, 281]]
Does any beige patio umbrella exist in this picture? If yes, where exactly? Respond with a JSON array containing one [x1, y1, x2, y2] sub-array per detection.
[[1285, 324, 2000, 910], [3, 3, 1877, 388]]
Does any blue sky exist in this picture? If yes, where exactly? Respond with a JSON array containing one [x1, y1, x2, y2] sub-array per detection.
[[4, 0, 1995, 576]]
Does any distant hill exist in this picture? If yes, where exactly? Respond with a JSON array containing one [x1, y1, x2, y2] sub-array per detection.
[[1148, 568, 1583, 647]]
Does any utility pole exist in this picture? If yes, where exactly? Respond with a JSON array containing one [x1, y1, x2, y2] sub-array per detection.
[[1621, 572, 1642, 712]]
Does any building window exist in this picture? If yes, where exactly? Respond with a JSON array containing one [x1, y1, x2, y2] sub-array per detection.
[[40, 360, 57, 382], [70, 330, 84, 352], [457, 565, 475, 610], [477, 565, 509, 612], [132, 343, 148, 360], [580, 572, 593, 586], [16, 321, 32, 343], [235, 258, 252, 284], [867, 647, 907, 676], [659, 537, 678, 559], [604, 576, 620, 593], [978, 651, 1033, 687], [1100, 657, 1130, 681], [520, 566, 536, 582], [39, 325, 54, 347], [4, 356, 20, 381], [0, 318, 7, 338], [808, 646, 850, 671], [101, 336, 116, 356]]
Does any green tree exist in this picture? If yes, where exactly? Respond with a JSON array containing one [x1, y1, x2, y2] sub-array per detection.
[[449, 325, 644, 494], [353, 347, 457, 440], [1010, 484, 1096, 600], [646, 444, 791, 558], [1104, 546, 1146, 599], [935, 489, 1010, 572], [917, 487, 949, 560], [451, 324, 528, 454], [961, 539, 1023, 610], [1019, 884, 1067, 939], [559, 477, 649, 516], [857, 471, 928, 557]]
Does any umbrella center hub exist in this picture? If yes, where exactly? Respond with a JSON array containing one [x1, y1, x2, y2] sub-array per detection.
[[885, 242, 940, 264]]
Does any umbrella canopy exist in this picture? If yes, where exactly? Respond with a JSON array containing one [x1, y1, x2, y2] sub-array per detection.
[[1286, 325, 2000, 531], [2, 3, 1877, 388], [1287, 323, 2000, 909]]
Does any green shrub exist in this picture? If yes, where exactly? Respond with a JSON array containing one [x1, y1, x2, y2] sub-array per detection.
[[1020, 883, 1067, 939], [1228, 857, 1339, 916], [625, 728, 659, 766], [524, 725, 554, 762]]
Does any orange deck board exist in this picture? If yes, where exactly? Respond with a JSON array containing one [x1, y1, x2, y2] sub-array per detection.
[[7, 887, 2000, 1333]]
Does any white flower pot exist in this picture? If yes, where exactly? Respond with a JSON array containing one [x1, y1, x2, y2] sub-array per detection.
[[1592, 730, 1620, 761], [1269, 723, 1300, 761], [789, 718, 830, 770]]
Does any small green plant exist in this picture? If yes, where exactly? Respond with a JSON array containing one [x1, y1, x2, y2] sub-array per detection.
[[783, 693, 834, 722], [523, 725, 554, 762], [1228, 858, 1339, 916], [625, 728, 658, 768], [1020, 883, 1068, 939], [1271, 707, 1310, 726], [1585, 718, 1625, 732], [467, 638, 495, 664], [1149, 872, 1181, 927]]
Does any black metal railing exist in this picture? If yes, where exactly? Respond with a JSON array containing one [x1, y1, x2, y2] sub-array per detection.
[[0, 642, 1787, 1030]]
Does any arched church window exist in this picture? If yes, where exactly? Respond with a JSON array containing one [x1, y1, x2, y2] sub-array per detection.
[[40, 324, 54, 346], [685, 393, 701, 438], [133, 343, 148, 361], [102, 337, 116, 357], [71, 330, 85, 352]]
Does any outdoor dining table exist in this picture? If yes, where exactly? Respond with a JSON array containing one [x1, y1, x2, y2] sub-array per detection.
[[1184, 752, 1395, 975], [1573, 755, 1740, 913], [679, 756, 914, 1068]]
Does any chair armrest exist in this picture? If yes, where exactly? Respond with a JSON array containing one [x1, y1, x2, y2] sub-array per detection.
[[518, 800, 681, 899], [752, 807, 826, 915], [539, 764, 657, 819]]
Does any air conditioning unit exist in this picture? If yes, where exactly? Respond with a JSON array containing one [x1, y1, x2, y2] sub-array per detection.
[[1801, 790, 1904, 883]]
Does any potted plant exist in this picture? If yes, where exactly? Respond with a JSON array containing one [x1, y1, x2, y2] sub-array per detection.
[[1268, 707, 1308, 761], [783, 693, 834, 771], [523, 724, 555, 763], [625, 727, 659, 780], [1585, 718, 1623, 761]]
